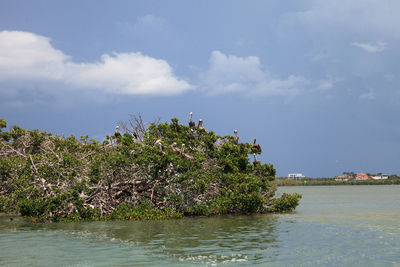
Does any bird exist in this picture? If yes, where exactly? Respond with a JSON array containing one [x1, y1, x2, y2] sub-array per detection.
[[180, 143, 194, 160], [198, 119, 205, 130], [188, 129, 196, 140], [180, 143, 185, 155], [233, 130, 239, 144], [253, 138, 261, 150], [154, 131, 162, 146], [157, 141, 165, 155], [170, 142, 181, 154], [114, 126, 121, 138], [132, 131, 143, 144], [182, 153, 194, 160], [253, 153, 259, 166], [189, 112, 195, 127]]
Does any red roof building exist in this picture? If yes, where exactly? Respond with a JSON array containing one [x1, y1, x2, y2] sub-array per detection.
[[355, 173, 370, 180]]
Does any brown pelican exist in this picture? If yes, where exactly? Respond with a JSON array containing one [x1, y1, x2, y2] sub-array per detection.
[[183, 153, 194, 160], [188, 128, 196, 140], [181, 143, 188, 155], [198, 119, 205, 130], [189, 112, 195, 127], [233, 130, 239, 144], [253, 138, 261, 149], [154, 131, 162, 146], [181, 143, 185, 154], [253, 153, 259, 166], [180, 143, 194, 160], [157, 142, 165, 155], [170, 142, 181, 154], [114, 126, 121, 138], [132, 131, 144, 144]]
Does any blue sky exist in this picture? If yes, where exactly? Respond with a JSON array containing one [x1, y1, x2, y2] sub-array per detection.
[[1, 0, 399, 177]]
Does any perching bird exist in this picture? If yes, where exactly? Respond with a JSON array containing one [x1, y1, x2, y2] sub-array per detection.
[[170, 142, 181, 154], [182, 153, 194, 160], [154, 131, 162, 146], [157, 142, 165, 155], [233, 130, 239, 144], [188, 129, 196, 140], [253, 153, 259, 166], [132, 131, 144, 144], [253, 138, 260, 149], [180, 143, 185, 155], [180, 143, 194, 160], [189, 112, 195, 127], [198, 119, 205, 130], [114, 126, 121, 138]]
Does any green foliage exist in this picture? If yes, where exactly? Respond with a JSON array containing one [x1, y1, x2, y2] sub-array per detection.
[[18, 199, 47, 217], [78, 206, 101, 220], [0, 116, 301, 222], [0, 119, 9, 141], [109, 200, 183, 220], [270, 193, 302, 212], [0, 119, 6, 130]]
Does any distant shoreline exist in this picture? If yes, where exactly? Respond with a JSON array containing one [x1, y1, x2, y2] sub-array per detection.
[[274, 177, 400, 187]]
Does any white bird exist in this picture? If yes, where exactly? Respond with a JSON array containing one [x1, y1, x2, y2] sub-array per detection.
[[114, 126, 121, 138], [189, 112, 195, 127], [253, 153, 259, 166], [233, 130, 239, 144]]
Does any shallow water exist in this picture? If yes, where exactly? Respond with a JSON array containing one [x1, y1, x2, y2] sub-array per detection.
[[1, 185, 399, 266]]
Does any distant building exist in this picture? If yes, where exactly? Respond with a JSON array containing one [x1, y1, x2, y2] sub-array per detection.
[[355, 173, 370, 180], [288, 173, 305, 180], [335, 175, 350, 181], [371, 174, 389, 180]]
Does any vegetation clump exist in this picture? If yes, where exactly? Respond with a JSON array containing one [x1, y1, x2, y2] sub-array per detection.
[[0, 116, 301, 221]]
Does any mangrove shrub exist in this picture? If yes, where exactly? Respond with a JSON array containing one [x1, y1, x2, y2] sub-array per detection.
[[0, 117, 301, 221]]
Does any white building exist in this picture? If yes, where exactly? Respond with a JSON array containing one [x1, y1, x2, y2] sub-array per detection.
[[335, 175, 350, 181], [288, 173, 305, 180], [372, 174, 389, 180]]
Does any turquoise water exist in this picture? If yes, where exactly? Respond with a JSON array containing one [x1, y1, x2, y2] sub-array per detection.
[[1, 185, 399, 266]]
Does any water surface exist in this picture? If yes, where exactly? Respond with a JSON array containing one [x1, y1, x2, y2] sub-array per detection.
[[1, 185, 399, 266]]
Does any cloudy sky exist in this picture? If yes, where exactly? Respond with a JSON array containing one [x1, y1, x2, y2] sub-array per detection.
[[1, 0, 399, 177]]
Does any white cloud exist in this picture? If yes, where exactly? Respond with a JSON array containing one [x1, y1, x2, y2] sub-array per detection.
[[66, 53, 191, 95], [116, 14, 173, 40], [352, 41, 386, 53], [384, 74, 394, 81], [359, 89, 376, 100], [201, 51, 308, 97], [316, 76, 343, 91], [0, 31, 68, 82], [0, 31, 192, 96], [290, 0, 400, 39]]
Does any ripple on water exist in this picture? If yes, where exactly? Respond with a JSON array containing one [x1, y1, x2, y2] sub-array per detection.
[[1, 185, 400, 266]]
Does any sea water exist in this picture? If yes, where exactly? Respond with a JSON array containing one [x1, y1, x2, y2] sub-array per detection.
[[0, 185, 399, 266]]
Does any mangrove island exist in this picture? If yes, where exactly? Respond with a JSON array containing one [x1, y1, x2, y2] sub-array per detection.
[[0, 116, 301, 222]]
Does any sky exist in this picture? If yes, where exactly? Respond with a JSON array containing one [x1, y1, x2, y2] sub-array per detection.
[[0, 0, 399, 177]]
